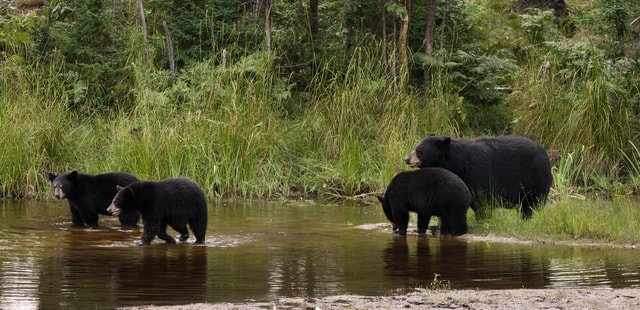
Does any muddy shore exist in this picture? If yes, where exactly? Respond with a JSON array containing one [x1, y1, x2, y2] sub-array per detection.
[[125, 288, 640, 309]]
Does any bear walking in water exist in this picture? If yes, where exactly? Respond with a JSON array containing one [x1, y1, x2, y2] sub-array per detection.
[[404, 135, 552, 218], [378, 168, 471, 236], [48, 171, 140, 227], [107, 177, 208, 245]]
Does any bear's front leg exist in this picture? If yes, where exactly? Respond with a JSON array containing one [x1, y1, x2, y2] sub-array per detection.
[[118, 212, 139, 228], [416, 213, 431, 234], [139, 223, 160, 245], [392, 210, 410, 235], [69, 205, 86, 227]]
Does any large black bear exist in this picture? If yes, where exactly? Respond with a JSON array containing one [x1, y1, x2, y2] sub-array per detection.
[[107, 177, 208, 245], [404, 135, 552, 218], [47, 171, 140, 227], [377, 168, 471, 236]]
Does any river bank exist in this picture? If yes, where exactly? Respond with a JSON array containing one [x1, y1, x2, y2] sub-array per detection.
[[125, 288, 640, 309]]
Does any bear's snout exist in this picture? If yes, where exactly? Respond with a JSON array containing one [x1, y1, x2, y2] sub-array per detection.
[[53, 187, 65, 199], [107, 203, 120, 216], [404, 150, 421, 167]]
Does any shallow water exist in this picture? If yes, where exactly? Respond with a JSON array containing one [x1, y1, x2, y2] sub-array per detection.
[[0, 199, 638, 309]]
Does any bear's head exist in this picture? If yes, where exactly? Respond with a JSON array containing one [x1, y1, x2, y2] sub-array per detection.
[[377, 195, 398, 232], [47, 171, 79, 200], [107, 185, 135, 216], [404, 135, 451, 168]]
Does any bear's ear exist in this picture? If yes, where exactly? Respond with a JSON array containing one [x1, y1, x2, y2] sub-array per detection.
[[69, 171, 78, 180], [47, 173, 57, 181], [429, 133, 436, 137], [438, 137, 452, 148]]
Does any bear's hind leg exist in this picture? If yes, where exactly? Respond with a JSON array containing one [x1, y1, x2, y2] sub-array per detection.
[[156, 222, 176, 244], [442, 214, 468, 236], [173, 225, 190, 242], [439, 218, 451, 236], [189, 218, 207, 244], [519, 193, 543, 219]]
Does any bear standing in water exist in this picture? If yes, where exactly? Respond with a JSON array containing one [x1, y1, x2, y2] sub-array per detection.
[[404, 135, 552, 218], [107, 177, 208, 245], [48, 171, 140, 227], [378, 168, 471, 236]]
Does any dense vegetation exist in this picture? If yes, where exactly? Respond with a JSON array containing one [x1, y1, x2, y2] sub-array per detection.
[[1, 0, 640, 206]]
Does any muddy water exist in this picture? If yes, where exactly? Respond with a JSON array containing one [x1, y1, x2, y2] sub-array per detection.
[[0, 200, 638, 309]]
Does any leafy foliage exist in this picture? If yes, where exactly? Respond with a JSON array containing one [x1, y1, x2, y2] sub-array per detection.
[[34, 0, 139, 113], [443, 50, 519, 106], [2, 0, 640, 200]]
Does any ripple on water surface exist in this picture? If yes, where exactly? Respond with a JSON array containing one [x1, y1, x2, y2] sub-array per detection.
[[0, 199, 639, 309]]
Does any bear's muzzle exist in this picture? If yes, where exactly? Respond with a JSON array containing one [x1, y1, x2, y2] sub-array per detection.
[[107, 203, 121, 216]]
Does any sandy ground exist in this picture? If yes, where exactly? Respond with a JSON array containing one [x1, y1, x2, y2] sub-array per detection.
[[125, 288, 640, 309]]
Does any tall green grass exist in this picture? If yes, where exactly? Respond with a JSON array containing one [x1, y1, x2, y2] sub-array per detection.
[[4, 44, 640, 201], [0, 58, 69, 198], [474, 197, 640, 244], [6, 46, 445, 199], [510, 39, 639, 198]]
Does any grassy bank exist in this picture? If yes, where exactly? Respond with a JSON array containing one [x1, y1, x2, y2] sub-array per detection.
[[468, 196, 640, 245]]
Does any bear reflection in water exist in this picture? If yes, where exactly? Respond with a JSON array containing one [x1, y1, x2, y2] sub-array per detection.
[[382, 236, 552, 289]]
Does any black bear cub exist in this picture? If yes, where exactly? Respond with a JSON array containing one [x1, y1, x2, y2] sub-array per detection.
[[48, 171, 140, 227], [107, 177, 208, 245], [378, 168, 471, 236]]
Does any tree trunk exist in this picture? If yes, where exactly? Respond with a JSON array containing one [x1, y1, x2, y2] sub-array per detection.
[[382, 1, 389, 79], [390, 5, 397, 86], [265, 0, 272, 50], [423, 0, 436, 89], [137, 0, 149, 62], [399, 0, 410, 93], [163, 21, 176, 83]]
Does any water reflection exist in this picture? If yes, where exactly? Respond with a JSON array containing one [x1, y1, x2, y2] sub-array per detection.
[[0, 200, 638, 308], [548, 253, 640, 289], [37, 228, 209, 307], [0, 255, 39, 310], [115, 246, 208, 303], [381, 235, 551, 289], [266, 252, 343, 299], [549, 258, 610, 287]]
